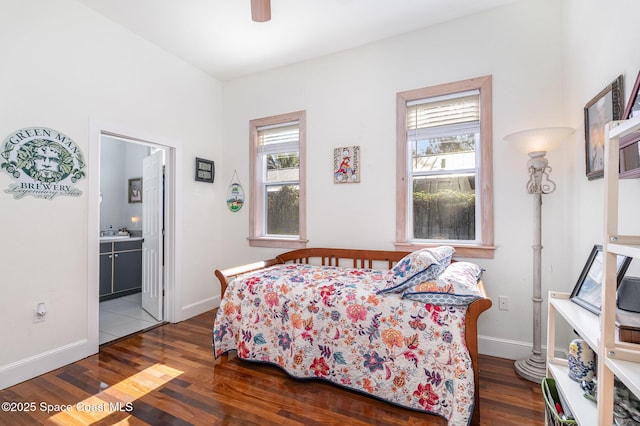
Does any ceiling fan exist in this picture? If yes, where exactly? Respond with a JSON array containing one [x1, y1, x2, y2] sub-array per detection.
[[251, 0, 271, 22]]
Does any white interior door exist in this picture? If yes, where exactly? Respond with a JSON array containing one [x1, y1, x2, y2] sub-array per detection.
[[142, 149, 164, 321]]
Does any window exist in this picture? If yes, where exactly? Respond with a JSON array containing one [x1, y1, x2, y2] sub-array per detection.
[[396, 76, 494, 258], [249, 111, 307, 248]]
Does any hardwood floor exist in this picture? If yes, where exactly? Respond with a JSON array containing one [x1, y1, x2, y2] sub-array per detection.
[[0, 310, 545, 425]]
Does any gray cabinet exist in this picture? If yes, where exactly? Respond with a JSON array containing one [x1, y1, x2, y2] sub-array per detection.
[[99, 244, 113, 297], [100, 240, 143, 301]]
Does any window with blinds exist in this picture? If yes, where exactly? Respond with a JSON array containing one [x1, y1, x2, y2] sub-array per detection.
[[396, 77, 494, 257], [408, 90, 480, 242], [258, 122, 300, 236], [249, 111, 307, 248]]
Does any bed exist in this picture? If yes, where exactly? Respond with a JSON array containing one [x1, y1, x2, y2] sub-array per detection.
[[213, 247, 492, 425]]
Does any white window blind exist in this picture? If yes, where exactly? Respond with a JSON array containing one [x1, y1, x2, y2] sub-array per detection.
[[407, 90, 480, 135], [257, 122, 299, 155]]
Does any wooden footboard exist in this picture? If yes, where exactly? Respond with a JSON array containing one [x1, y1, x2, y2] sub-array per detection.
[[214, 247, 492, 425], [215, 258, 280, 295], [466, 281, 492, 425]]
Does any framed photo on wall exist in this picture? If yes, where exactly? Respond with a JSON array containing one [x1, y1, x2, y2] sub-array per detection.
[[195, 157, 215, 183], [584, 74, 624, 180], [333, 146, 360, 183], [570, 244, 631, 315], [128, 177, 142, 203]]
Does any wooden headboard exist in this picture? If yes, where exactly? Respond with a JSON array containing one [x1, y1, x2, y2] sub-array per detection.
[[276, 247, 410, 269], [215, 248, 410, 295]]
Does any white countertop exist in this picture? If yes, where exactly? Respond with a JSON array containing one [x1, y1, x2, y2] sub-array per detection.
[[99, 236, 143, 242]]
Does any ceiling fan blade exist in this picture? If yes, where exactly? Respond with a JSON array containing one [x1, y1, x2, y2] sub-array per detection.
[[251, 0, 271, 22]]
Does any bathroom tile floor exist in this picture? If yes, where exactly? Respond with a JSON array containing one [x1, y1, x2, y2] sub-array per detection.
[[99, 293, 163, 345]]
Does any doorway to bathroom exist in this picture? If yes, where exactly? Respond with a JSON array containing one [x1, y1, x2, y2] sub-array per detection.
[[98, 134, 169, 345]]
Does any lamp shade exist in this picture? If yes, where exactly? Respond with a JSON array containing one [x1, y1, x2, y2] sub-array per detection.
[[504, 127, 575, 154]]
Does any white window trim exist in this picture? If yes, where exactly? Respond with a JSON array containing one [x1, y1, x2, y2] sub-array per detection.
[[249, 110, 307, 249], [395, 76, 495, 258]]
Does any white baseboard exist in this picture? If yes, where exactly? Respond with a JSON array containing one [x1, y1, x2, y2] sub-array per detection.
[[478, 335, 568, 360], [2, 297, 222, 390], [0, 339, 91, 390], [178, 295, 220, 322]]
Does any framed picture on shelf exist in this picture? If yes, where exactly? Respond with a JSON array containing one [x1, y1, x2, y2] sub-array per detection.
[[570, 244, 632, 315], [584, 74, 624, 180]]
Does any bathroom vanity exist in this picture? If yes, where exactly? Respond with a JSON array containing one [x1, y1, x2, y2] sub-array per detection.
[[99, 236, 143, 301]]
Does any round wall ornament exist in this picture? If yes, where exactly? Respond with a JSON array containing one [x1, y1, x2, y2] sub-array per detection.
[[1, 127, 86, 200], [227, 183, 244, 212], [226, 170, 244, 212]]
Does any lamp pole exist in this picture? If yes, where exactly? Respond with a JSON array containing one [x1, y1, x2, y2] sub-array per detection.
[[504, 127, 574, 383], [514, 151, 555, 383]]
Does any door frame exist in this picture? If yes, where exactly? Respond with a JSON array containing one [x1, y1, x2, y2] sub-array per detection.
[[87, 119, 182, 352]]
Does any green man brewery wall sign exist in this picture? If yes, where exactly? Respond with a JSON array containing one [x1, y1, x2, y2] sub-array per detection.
[[1, 127, 86, 199]]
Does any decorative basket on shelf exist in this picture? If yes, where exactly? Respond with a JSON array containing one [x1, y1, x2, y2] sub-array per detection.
[[542, 378, 577, 426]]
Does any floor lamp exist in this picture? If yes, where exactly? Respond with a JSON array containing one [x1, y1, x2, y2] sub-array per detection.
[[504, 127, 575, 383]]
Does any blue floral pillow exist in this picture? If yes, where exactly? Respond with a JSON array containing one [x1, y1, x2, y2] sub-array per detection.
[[402, 261, 484, 305], [377, 246, 455, 294]]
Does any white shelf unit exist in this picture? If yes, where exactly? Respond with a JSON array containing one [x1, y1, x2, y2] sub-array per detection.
[[547, 292, 597, 426], [600, 116, 640, 425], [545, 115, 640, 426]]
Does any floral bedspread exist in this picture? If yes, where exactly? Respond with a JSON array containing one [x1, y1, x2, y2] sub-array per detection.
[[213, 264, 474, 425]]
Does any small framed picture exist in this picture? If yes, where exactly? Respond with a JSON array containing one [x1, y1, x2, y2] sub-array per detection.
[[624, 70, 640, 120], [570, 244, 631, 315], [195, 157, 215, 183], [584, 75, 624, 180], [128, 177, 142, 203], [333, 146, 360, 184]]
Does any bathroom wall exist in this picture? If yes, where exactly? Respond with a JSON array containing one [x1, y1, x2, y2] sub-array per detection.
[[100, 136, 148, 235]]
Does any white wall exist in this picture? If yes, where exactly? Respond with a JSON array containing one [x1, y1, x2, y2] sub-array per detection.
[[220, 0, 569, 359], [563, 0, 640, 259], [0, 0, 223, 388], [100, 138, 127, 231], [556, 0, 640, 348]]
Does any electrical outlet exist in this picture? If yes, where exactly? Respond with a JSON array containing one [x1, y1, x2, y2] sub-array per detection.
[[498, 296, 509, 311], [33, 302, 46, 323]]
